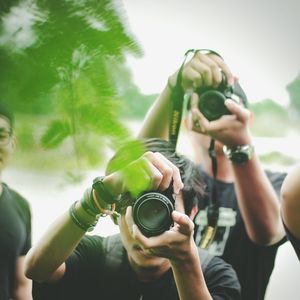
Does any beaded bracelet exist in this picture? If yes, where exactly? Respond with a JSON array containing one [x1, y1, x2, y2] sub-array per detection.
[[69, 201, 99, 232], [92, 189, 119, 217]]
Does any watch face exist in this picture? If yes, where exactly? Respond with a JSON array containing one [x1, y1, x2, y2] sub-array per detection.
[[231, 152, 248, 164]]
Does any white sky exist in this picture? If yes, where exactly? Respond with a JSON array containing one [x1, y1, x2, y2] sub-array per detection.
[[122, 0, 300, 106]]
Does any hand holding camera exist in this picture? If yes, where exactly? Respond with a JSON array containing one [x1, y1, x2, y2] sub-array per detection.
[[170, 50, 253, 147], [125, 205, 196, 263], [92, 151, 184, 236]]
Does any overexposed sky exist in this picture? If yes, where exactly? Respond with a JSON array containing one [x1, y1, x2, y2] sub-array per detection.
[[122, 0, 300, 106]]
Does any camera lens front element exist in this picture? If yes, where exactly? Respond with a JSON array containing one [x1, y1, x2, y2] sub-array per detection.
[[198, 90, 230, 121], [133, 192, 174, 237]]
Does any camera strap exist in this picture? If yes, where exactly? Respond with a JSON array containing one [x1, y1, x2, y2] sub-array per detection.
[[168, 49, 220, 249], [199, 139, 220, 249], [169, 52, 187, 146], [168, 49, 223, 147]]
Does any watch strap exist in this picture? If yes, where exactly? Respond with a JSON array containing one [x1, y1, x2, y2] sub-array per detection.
[[223, 144, 254, 164]]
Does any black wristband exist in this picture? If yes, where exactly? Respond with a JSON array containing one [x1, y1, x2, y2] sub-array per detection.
[[69, 201, 99, 232], [80, 188, 100, 217], [92, 176, 116, 205]]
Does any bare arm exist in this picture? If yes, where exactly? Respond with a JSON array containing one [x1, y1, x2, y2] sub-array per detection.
[[281, 164, 300, 239], [170, 213, 212, 300], [232, 155, 285, 245], [138, 84, 172, 139], [25, 151, 183, 283], [14, 256, 32, 300], [191, 96, 285, 245], [25, 208, 89, 283]]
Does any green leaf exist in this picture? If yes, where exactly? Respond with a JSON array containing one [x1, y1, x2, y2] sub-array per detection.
[[41, 120, 71, 148]]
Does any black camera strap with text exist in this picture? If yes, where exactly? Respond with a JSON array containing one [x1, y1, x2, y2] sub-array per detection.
[[168, 49, 221, 250], [199, 139, 219, 249]]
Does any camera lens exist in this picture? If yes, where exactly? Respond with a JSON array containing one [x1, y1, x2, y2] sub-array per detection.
[[198, 90, 230, 121], [133, 192, 174, 237]]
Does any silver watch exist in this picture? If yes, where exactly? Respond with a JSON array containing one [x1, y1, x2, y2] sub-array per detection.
[[223, 144, 254, 164]]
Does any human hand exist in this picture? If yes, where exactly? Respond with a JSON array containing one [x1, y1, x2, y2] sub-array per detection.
[[168, 51, 235, 92], [189, 93, 253, 147], [111, 151, 184, 198], [125, 206, 197, 263]]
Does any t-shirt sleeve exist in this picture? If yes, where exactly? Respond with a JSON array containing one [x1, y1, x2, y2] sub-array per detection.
[[21, 200, 32, 255], [32, 235, 105, 300], [10, 189, 32, 255], [204, 256, 241, 300], [62, 235, 105, 280], [266, 170, 287, 198], [283, 222, 300, 260]]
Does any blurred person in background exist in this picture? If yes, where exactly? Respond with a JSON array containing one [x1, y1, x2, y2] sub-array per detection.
[[280, 164, 300, 260], [0, 103, 32, 300], [138, 50, 287, 299]]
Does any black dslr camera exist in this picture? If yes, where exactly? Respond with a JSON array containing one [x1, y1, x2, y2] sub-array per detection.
[[132, 186, 175, 237], [195, 75, 236, 121]]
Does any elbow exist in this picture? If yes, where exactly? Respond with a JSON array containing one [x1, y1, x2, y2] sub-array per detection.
[[24, 251, 48, 283], [246, 221, 285, 246]]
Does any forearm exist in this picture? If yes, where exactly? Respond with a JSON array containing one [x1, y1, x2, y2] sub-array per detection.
[[25, 202, 97, 282], [14, 282, 32, 300], [14, 256, 32, 299], [138, 84, 172, 139], [232, 155, 285, 245], [171, 244, 212, 300]]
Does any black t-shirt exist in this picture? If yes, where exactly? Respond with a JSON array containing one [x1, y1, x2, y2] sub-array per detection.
[[0, 183, 31, 300], [33, 234, 241, 300], [194, 169, 286, 300], [283, 222, 300, 260]]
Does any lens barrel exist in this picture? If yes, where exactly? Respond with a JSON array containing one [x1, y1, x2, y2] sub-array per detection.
[[198, 90, 231, 121], [133, 191, 174, 237]]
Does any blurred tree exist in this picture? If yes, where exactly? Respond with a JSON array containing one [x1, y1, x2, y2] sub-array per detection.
[[110, 61, 157, 119], [250, 99, 289, 137], [286, 72, 300, 122], [0, 0, 145, 176]]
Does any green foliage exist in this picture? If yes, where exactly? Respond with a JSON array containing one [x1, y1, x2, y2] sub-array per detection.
[[286, 72, 300, 120], [41, 120, 71, 149], [250, 99, 289, 137], [0, 0, 144, 176], [105, 139, 149, 197], [259, 151, 298, 166], [108, 61, 157, 119]]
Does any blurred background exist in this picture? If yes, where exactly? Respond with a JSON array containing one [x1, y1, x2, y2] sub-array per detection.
[[1, 0, 300, 299]]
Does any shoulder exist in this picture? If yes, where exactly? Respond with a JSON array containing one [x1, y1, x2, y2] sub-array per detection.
[[73, 234, 123, 260], [76, 234, 105, 253], [203, 255, 241, 299], [3, 183, 30, 209], [2, 183, 31, 222]]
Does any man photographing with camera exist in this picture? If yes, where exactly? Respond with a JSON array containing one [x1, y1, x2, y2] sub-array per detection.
[[138, 50, 287, 299], [25, 138, 241, 300]]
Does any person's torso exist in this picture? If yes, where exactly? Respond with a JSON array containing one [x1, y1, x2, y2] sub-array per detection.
[[0, 183, 31, 300], [194, 168, 286, 300]]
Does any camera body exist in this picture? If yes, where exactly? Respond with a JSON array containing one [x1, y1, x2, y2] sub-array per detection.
[[133, 187, 175, 237], [195, 78, 236, 121]]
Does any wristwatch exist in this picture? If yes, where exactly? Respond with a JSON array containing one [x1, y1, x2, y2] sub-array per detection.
[[223, 144, 254, 164]]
